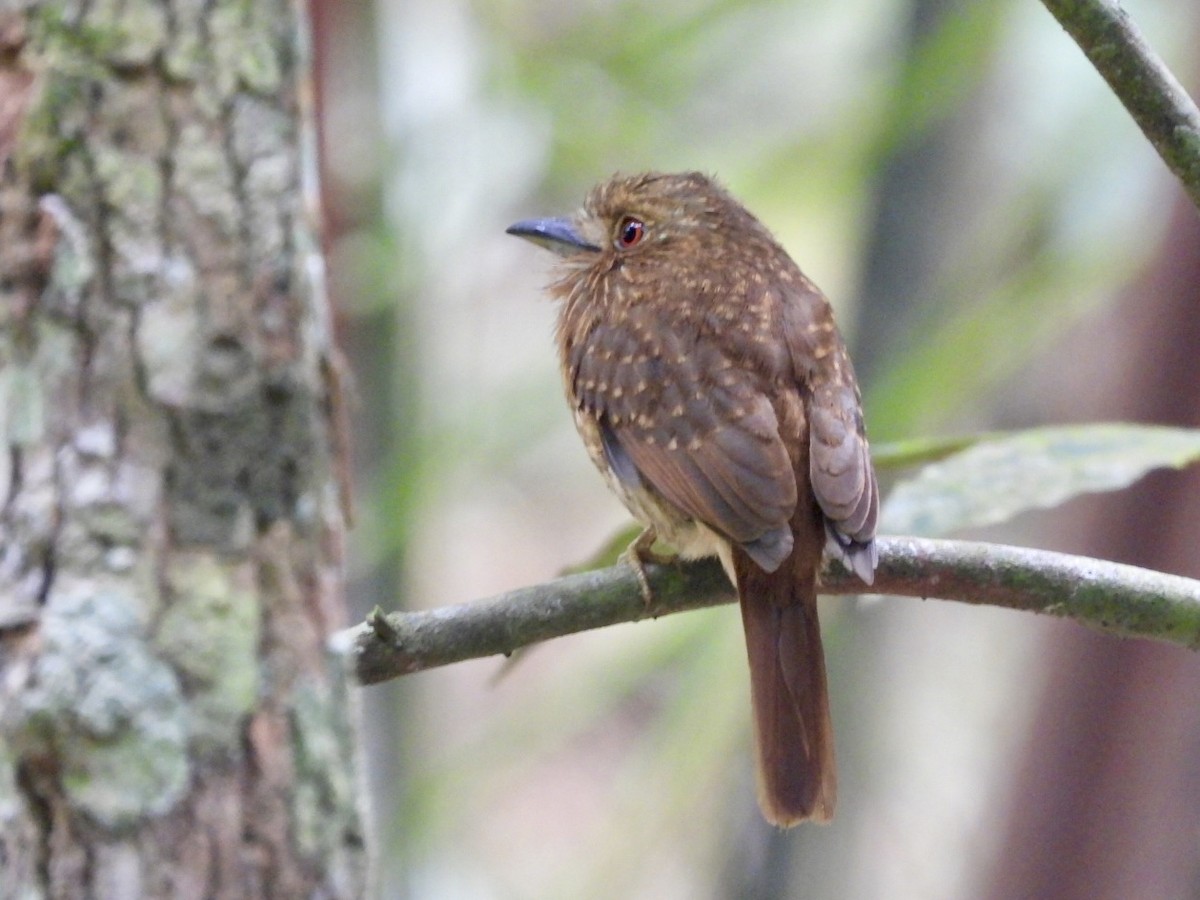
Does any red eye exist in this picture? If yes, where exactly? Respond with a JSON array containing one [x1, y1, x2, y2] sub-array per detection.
[[617, 216, 644, 248]]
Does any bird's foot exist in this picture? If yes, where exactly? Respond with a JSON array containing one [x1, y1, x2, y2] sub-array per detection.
[[622, 527, 673, 606]]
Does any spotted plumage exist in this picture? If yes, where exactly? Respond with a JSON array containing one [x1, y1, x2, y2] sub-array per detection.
[[508, 171, 878, 826]]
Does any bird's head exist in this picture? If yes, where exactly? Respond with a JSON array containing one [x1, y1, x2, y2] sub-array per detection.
[[506, 172, 772, 288]]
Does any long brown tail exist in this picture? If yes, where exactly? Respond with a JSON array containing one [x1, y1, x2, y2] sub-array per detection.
[[734, 528, 836, 826]]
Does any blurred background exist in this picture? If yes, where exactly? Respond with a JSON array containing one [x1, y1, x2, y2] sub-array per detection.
[[310, 0, 1200, 896]]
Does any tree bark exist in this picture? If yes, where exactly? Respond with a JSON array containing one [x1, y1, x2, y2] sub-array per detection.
[[0, 0, 365, 896]]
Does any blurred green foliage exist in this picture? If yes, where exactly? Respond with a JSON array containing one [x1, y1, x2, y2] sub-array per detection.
[[331, 0, 1194, 895], [882, 424, 1200, 535]]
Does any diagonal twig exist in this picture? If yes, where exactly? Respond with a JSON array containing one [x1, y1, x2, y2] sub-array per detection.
[[1040, 0, 1200, 210]]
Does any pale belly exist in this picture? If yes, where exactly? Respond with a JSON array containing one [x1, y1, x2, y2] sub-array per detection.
[[573, 409, 737, 582]]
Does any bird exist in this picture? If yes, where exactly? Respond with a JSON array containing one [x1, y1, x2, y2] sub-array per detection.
[[506, 171, 878, 826]]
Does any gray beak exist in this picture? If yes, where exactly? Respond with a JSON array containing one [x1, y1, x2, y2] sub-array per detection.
[[505, 217, 600, 256]]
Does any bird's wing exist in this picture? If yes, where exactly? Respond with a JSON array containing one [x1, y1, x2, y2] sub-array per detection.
[[780, 284, 879, 583], [571, 310, 797, 573]]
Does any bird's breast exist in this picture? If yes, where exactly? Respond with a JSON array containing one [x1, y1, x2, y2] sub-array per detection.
[[570, 407, 727, 562]]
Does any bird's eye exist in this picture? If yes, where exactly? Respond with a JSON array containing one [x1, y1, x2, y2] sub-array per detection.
[[616, 216, 645, 248]]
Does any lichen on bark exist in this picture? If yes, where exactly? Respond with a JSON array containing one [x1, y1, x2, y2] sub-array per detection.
[[10, 588, 191, 829], [0, 0, 364, 894]]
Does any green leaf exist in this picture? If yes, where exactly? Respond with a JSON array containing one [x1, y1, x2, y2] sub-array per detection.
[[562, 525, 640, 574], [872, 433, 983, 470], [881, 424, 1200, 537]]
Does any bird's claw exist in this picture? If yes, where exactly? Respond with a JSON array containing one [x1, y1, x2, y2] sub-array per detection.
[[622, 528, 673, 607]]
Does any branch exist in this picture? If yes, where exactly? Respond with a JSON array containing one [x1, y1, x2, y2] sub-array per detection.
[[340, 537, 1200, 685], [1039, 0, 1200, 210]]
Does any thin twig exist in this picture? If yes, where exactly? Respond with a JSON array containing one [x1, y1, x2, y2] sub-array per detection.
[[1039, 0, 1200, 210], [339, 536, 1200, 685]]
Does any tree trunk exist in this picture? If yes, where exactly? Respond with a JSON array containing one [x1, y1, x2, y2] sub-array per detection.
[[982, 197, 1200, 900], [0, 0, 366, 896]]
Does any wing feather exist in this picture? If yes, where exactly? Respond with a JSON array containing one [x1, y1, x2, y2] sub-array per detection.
[[575, 307, 798, 571], [779, 281, 879, 582]]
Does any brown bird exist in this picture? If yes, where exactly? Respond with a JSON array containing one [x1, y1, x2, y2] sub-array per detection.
[[507, 172, 878, 826]]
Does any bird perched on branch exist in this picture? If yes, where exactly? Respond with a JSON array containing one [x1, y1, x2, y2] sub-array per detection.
[[507, 171, 878, 826]]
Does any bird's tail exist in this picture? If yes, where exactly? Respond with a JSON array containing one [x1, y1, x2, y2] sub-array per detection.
[[734, 528, 836, 826]]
